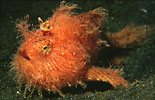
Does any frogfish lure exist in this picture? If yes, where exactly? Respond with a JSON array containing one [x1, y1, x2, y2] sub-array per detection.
[[13, 1, 151, 97]]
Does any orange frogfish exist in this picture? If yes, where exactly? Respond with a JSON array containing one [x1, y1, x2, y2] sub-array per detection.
[[12, 2, 152, 97]]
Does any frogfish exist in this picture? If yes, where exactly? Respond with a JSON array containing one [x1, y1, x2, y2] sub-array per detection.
[[12, 1, 153, 97]]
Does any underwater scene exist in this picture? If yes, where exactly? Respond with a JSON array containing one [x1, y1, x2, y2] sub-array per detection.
[[0, 0, 155, 100]]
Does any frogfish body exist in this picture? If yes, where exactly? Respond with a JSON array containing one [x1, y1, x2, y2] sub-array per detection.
[[12, 2, 130, 96]]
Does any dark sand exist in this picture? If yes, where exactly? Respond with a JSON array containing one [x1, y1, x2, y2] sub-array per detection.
[[0, 0, 154, 100]]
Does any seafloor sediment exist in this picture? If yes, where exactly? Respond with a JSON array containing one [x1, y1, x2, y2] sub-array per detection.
[[0, 0, 154, 100]]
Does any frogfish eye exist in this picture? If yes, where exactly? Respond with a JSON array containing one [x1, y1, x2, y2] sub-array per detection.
[[43, 46, 48, 50], [41, 45, 51, 55]]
